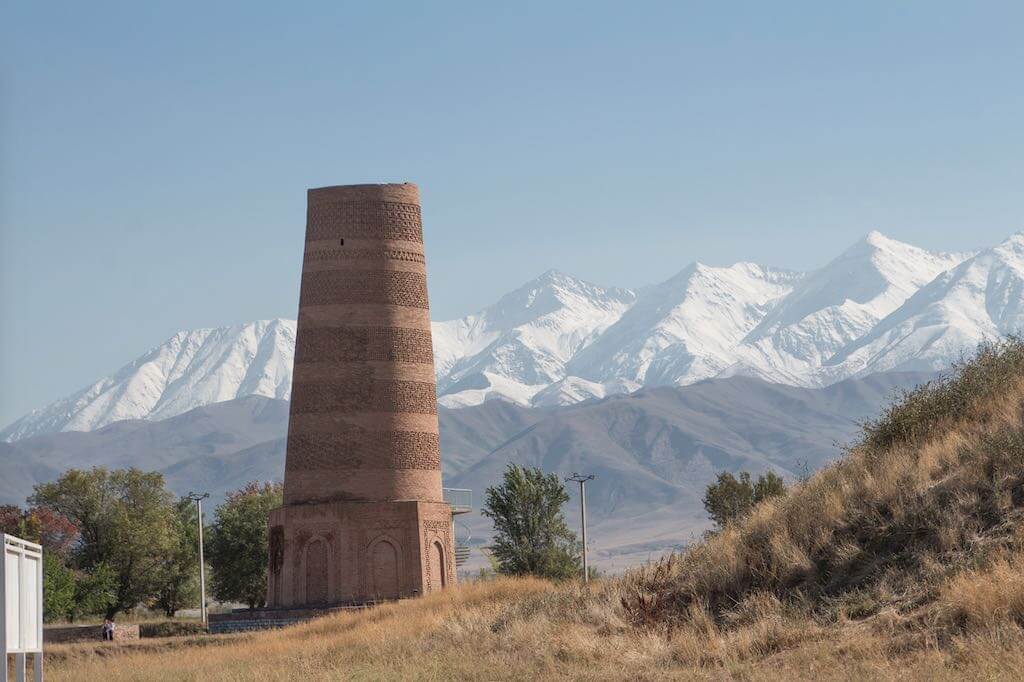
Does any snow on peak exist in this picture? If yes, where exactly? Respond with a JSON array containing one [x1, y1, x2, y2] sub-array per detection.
[[562, 261, 802, 388], [731, 232, 971, 383], [1, 319, 296, 442], [6, 232, 1021, 440], [431, 271, 637, 404], [823, 233, 1024, 378]]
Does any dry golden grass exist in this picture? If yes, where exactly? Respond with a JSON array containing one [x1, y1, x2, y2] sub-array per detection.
[[41, 575, 1024, 681], [43, 340, 1024, 680]]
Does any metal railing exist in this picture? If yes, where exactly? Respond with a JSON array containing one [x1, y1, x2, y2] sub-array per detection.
[[443, 488, 472, 514], [453, 520, 472, 567]]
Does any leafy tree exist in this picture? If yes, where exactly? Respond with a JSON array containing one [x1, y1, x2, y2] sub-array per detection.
[[42, 554, 75, 622], [0, 505, 78, 556], [152, 498, 200, 617], [2, 503, 117, 621], [702, 470, 787, 529], [207, 482, 283, 609], [30, 467, 178, 616], [39, 556, 118, 623], [481, 464, 580, 580], [69, 563, 118, 621]]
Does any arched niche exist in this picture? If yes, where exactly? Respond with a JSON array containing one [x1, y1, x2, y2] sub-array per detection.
[[429, 540, 446, 591], [367, 535, 401, 599], [304, 536, 331, 604]]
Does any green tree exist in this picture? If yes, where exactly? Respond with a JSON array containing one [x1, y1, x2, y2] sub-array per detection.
[[2, 502, 119, 621], [481, 464, 580, 580], [207, 482, 283, 609], [30, 467, 178, 616], [702, 470, 787, 529], [70, 563, 118, 621], [42, 554, 75, 622], [152, 498, 200, 617]]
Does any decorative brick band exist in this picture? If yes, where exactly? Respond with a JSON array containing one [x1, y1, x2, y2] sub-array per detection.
[[290, 379, 438, 415], [307, 201, 422, 243], [285, 430, 441, 472], [370, 380, 438, 415], [294, 326, 434, 365], [300, 270, 429, 309], [304, 248, 425, 265]]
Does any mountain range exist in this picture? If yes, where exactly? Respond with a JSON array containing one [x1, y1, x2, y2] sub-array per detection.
[[0, 372, 933, 570], [7, 231, 1022, 442]]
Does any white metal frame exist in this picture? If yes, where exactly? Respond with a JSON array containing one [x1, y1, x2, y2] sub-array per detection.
[[2, 534, 43, 682]]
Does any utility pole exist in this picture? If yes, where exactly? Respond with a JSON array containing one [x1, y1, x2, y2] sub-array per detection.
[[565, 473, 595, 582], [186, 492, 210, 627]]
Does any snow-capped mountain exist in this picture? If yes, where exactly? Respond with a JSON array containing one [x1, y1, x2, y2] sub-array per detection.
[[731, 231, 971, 385], [1, 320, 295, 442], [4, 231, 1021, 442], [826, 233, 1024, 378], [432, 270, 637, 407], [564, 262, 801, 388]]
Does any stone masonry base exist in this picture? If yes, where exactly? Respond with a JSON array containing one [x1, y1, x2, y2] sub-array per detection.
[[267, 499, 455, 608]]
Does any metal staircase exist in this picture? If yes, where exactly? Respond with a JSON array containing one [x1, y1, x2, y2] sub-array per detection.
[[454, 542, 471, 567], [443, 488, 473, 568]]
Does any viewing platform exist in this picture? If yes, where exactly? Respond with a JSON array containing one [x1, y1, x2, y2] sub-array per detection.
[[443, 488, 472, 515]]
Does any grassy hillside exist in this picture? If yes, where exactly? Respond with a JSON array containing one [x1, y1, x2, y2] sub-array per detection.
[[45, 341, 1024, 680]]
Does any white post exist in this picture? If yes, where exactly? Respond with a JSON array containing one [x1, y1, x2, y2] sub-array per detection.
[[564, 474, 595, 583], [580, 480, 588, 583], [187, 493, 209, 627], [197, 498, 207, 627]]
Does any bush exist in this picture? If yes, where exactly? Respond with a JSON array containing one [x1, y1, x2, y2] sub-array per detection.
[[702, 470, 786, 529], [859, 337, 1024, 452], [139, 621, 206, 638]]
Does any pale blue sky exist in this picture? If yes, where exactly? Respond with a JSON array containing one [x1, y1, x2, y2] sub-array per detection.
[[2, 1, 1023, 426]]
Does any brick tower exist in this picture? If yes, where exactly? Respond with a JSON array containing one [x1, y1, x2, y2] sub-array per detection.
[[267, 183, 455, 607]]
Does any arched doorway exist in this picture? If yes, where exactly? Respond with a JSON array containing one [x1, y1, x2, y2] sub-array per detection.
[[370, 539, 400, 599], [305, 538, 328, 604], [429, 540, 446, 591]]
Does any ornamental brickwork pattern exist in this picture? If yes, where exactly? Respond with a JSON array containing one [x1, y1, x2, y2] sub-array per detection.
[[274, 184, 453, 609], [300, 270, 429, 309], [285, 431, 441, 472], [304, 248, 425, 264], [422, 518, 454, 593], [306, 201, 423, 243], [290, 378, 437, 415], [294, 326, 434, 365]]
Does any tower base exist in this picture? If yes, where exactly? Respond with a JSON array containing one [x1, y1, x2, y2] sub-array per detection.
[[267, 500, 455, 608]]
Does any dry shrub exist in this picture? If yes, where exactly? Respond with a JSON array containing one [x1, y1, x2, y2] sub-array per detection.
[[621, 338, 1024, 637], [936, 555, 1024, 633]]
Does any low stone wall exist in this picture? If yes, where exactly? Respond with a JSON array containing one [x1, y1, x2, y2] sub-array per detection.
[[208, 604, 373, 634], [44, 623, 140, 644]]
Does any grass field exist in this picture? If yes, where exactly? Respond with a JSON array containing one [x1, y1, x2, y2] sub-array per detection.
[[43, 340, 1024, 680], [41, 576, 1024, 680]]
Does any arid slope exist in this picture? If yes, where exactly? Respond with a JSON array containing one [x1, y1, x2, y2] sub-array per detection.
[[45, 341, 1024, 681]]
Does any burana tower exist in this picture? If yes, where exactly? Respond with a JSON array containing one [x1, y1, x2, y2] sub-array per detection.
[[267, 183, 455, 607]]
